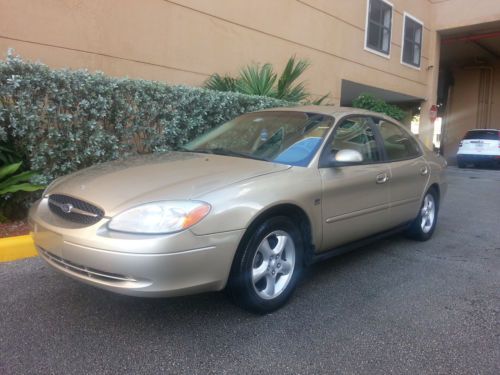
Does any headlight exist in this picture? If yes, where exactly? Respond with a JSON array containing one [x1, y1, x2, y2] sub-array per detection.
[[108, 201, 211, 234]]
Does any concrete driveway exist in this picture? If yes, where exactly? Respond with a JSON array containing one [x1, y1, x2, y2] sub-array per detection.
[[1, 167, 499, 374]]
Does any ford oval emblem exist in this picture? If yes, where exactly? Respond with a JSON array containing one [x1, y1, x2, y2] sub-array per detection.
[[61, 203, 73, 213]]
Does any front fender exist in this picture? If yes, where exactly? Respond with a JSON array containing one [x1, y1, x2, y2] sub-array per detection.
[[190, 167, 323, 250]]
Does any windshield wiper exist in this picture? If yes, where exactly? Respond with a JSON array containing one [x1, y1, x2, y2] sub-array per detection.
[[192, 148, 269, 161]]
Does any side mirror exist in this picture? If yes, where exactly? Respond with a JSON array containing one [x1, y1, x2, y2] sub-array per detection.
[[333, 149, 363, 166]]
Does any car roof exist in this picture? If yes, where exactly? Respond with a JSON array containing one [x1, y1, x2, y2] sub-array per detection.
[[259, 105, 401, 123]]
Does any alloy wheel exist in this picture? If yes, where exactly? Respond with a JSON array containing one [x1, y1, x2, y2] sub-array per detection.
[[420, 194, 436, 233], [251, 230, 296, 300]]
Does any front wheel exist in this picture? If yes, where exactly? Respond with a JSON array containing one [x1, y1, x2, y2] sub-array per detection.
[[227, 216, 303, 314], [406, 189, 439, 241]]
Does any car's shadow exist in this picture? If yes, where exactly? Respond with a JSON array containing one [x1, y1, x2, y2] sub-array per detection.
[[28, 232, 410, 327]]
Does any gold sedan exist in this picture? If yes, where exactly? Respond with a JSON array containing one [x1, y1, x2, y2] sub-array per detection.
[[29, 107, 447, 313]]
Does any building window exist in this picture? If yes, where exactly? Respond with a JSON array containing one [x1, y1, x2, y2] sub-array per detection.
[[402, 14, 423, 68], [365, 0, 393, 57]]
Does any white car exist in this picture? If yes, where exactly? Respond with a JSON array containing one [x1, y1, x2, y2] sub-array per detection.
[[457, 129, 500, 168]]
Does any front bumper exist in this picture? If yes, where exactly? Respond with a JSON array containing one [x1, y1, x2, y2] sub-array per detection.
[[30, 199, 244, 297]]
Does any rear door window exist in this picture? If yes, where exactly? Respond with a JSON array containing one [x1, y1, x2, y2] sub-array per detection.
[[375, 119, 422, 161]]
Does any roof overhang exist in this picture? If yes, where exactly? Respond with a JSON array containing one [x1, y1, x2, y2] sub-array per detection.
[[340, 80, 423, 106]]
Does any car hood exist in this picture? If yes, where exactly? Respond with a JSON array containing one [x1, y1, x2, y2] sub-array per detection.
[[47, 152, 290, 216]]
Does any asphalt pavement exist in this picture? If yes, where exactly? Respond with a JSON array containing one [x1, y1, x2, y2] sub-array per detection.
[[1, 166, 499, 374]]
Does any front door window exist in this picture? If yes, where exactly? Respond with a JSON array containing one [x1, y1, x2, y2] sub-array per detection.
[[328, 117, 381, 163]]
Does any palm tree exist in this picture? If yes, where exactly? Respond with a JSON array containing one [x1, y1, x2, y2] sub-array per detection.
[[203, 56, 329, 103], [236, 63, 277, 97], [275, 56, 310, 102], [203, 73, 238, 92]]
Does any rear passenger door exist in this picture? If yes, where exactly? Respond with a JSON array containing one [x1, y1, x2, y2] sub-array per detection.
[[373, 118, 429, 227]]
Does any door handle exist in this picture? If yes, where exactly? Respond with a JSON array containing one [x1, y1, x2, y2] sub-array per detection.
[[376, 173, 389, 184], [420, 166, 429, 176]]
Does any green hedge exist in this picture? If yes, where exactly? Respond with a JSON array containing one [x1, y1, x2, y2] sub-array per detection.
[[0, 54, 292, 186], [352, 93, 406, 121]]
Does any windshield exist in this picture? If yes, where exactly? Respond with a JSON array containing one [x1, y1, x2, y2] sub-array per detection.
[[183, 111, 333, 166]]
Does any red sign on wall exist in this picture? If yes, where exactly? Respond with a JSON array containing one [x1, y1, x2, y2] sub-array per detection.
[[429, 105, 438, 122]]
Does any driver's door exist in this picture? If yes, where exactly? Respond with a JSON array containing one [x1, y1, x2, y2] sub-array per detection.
[[319, 116, 391, 250]]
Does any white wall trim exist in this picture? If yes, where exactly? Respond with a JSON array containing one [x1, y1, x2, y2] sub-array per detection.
[[364, 0, 394, 59], [400, 11, 424, 70]]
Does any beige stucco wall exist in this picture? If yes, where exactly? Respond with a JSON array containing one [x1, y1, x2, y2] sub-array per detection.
[[431, 0, 500, 31], [0, 0, 433, 105]]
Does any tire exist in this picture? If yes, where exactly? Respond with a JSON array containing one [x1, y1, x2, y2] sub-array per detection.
[[406, 188, 439, 241], [457, 160, 466, 168], [227, 216, 304, 314]]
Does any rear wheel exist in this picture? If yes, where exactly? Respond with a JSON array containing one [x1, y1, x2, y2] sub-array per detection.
[[406, 189, 439, 241], [457, 160, 466, 168], [227, 216, 303, 314]]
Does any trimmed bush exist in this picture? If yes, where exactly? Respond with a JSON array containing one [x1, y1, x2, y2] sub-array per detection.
[[0, 53, 293, 187], [352, 93, 407, 121]]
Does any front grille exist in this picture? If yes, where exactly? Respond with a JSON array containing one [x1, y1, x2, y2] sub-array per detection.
[[48, 194, 104, 225], [40, 248, 135, 284]]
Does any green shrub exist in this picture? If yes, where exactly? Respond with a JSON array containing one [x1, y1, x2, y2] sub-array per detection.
[[0, 143, 19, 165], [0, 53, 293, 189], [0, 161, 44, 221], [0, 162, 44, 195], [352, 93, 407, 121]]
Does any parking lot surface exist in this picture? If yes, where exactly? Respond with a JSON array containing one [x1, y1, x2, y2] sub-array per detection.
[[1, 167, 499, 374]]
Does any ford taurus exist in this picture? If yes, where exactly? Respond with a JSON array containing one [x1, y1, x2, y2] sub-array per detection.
[[29, 107, 447, 313]]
